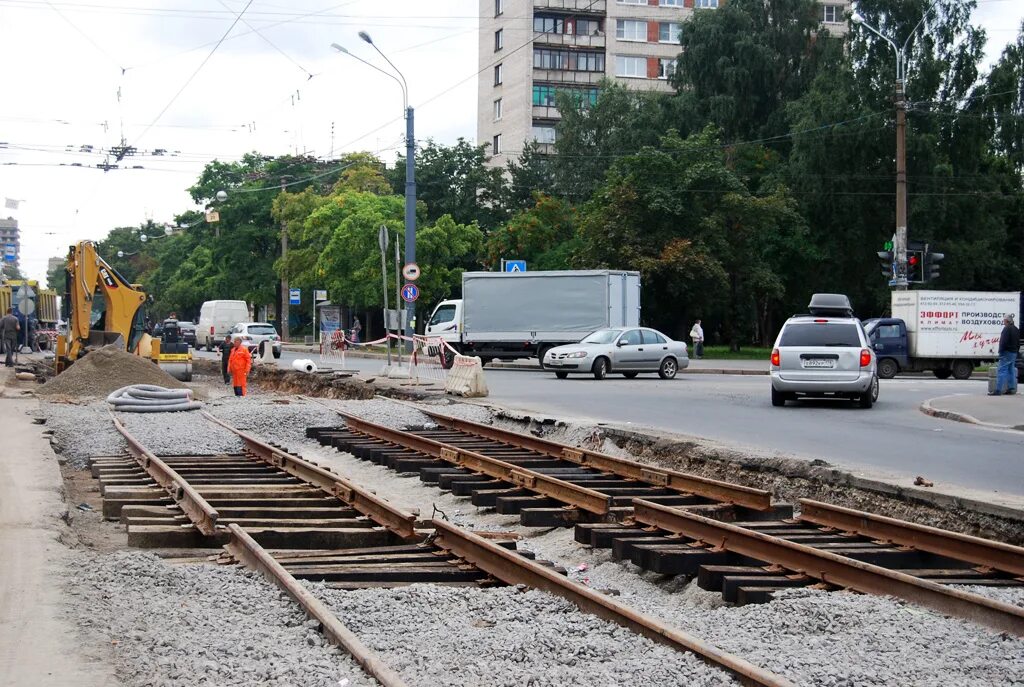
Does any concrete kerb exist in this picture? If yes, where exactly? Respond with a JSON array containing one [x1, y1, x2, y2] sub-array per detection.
[[920, 397, 1024, 433]]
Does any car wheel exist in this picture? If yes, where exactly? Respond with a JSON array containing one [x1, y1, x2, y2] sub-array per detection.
[[592, 357, 608, 380], [951, 360, 973, 380], [658, 357, 678, 380], [555, 371, 568, 379], [877, 358, 898, 379], [771, 385, 786, 407], [537, 345, 553, 369], [273, 349, 281, 359], [859, 379, 876, 408], [870, 374, 879, 402], [622, 372, 639, 379], [441, 348, 456, 369]]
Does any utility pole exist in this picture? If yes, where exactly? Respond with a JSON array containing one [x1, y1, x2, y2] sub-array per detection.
[[894, 81, 908, 290], [279, 176, 291, 341], [404, 105, 416, 348]]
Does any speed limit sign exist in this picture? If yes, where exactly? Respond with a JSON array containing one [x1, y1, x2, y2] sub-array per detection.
[[402, 262, 421, 281]]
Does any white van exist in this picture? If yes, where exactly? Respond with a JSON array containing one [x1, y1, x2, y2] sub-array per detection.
[[197, 300, 251, 351]]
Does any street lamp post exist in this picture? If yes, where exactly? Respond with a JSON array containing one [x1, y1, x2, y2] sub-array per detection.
[[852, 11, 930, 291], [333, 34, 416, 349]]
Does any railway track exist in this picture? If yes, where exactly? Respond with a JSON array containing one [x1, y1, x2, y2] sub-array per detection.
[[308, 408, 1024, 636], [90, 410, 793, 687]]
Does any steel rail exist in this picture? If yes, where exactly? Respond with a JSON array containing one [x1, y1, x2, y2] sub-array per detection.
[[224, 524, 409, 687], [422, 409, 772, 511], [202, 411, 419, 540], [110, 413, 220, 535], [337, 411, 614, 515], [632, 499, 1024, 636], [798, 499, 1024, 577], [430, 518, 794, 687]]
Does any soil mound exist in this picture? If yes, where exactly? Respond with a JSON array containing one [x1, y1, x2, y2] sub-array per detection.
[[38, 344, 185, 398]]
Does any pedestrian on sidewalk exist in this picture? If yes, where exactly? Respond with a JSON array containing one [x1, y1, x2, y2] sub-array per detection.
[[219, 333, 233, 384], [227, 337, 252, 396], [1, 308, 20, 367], [689, 319, 705, 359], [351, 316, 362, 343], [992, 313, 1019, 396]]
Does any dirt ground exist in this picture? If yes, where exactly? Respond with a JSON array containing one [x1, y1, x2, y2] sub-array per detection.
[[0, 369, 118, 686]]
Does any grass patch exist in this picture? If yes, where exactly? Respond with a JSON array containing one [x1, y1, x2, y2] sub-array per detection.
[[699, 345, 772, 360]]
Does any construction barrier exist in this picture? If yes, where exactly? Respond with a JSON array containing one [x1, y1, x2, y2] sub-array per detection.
[[444, 354, 488, 397]]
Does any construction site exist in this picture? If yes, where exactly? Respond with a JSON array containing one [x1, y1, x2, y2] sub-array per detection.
[[1, 326, 1023, 687]]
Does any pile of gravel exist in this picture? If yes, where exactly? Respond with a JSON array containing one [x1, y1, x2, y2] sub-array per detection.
[[314, 584, 736, 687], [39, 343, 185, 398], [208, 396, 346, 447], [65, 552, 376, 687]]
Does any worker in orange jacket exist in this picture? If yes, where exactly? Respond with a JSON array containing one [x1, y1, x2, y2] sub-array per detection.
[[227, 337, 252, 396]]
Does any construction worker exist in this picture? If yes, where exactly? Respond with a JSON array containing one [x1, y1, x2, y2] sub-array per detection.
[[227, 336, 252, 396], [219, 333, 233, 384]]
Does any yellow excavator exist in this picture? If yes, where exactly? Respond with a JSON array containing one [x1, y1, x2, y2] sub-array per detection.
[[55, 241, 192, 381]]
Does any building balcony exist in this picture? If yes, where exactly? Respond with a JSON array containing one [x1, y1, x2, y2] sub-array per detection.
[[533, 32, 606, 48], [531, 68, 604, 85], [533, 0, 606, 15], [532, 105, 562, 120]]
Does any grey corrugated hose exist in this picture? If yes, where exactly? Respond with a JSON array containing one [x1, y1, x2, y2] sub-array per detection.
[[106, 384, 202, 412]]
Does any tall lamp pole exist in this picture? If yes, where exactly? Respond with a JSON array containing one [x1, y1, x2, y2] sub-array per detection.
[[332, 35, 416, 348], [852, 11, 930, 291]]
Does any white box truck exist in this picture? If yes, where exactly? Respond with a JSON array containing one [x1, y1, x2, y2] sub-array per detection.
[[863, 290, 1021, 379], [424, 270, 641, 366]]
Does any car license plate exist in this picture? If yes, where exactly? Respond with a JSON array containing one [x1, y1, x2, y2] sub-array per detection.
[[802, 358, 834, 369]]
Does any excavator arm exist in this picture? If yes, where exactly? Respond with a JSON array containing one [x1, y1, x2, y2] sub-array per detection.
[[57, 241, 147, 371]]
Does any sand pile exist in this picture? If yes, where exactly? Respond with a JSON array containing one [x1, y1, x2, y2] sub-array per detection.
[[39, 344, 185, 398]]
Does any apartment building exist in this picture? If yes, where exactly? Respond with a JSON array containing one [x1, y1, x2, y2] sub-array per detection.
[[0, 218, 19, 270], [479, 0, 851, 167]]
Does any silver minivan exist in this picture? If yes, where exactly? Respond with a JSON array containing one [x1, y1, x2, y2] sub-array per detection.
[[770, 294, 879, 408]]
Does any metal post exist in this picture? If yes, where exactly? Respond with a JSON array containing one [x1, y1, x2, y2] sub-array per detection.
[[279, 177, 291, 339], [894, 79, 908, 290], [404, 106, 416, 350], [378, 225, 392, 367], [394, 237, 402, 368]]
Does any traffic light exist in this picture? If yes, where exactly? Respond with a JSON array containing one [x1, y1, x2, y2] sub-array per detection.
[[925, 250, 944, 282], [877, 249, 895, 279], [907, 250, 924, 283]]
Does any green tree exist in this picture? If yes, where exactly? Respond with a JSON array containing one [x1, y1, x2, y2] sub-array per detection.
[[486, 194, 580, 271]]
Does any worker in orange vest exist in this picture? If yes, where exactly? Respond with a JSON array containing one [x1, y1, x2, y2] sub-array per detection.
[[227, 337, 252, 396]]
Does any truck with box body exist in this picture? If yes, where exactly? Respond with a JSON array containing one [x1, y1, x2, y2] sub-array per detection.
[[1, 279, 60, 349], [863, 290, 1021, 380], [424, 270, 641, 365]]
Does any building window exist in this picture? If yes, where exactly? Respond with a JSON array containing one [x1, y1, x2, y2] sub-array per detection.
[[616, 19, 647, 42], [532, 125, 556, 144], [494, 63, 503, 85], [695, 0, 719, 7], [494, 29, 504, 51], [659, 22, 681, 43], [532, 84, 600, 107], [576, 18, 602, 35], [493, 98, 503, 120], [615, 55, 646, 78], [660, 0, 683, 5], [821, 4, 841, 23], [492, 134, 502, 154], [533, 48, 605, 72], [658, 58, 676, 79], [533, 15, 565, 34], [495, 0, 504, 16]]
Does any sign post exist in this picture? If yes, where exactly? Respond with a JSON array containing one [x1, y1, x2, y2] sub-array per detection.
[[378, 225, 392, 366]]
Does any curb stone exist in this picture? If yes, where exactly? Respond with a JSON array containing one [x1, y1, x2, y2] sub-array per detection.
[[920, 398, 1024, 433]]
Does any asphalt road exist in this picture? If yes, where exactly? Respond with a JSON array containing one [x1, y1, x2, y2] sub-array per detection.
[[198, 349, 1024, 499]]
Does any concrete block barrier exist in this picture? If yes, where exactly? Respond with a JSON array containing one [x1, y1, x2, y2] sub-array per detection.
[[444, 355, 488, 397]]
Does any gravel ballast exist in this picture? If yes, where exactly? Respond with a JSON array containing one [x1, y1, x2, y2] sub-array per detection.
[[314, 584, 736, 687], [66, 552, 375, 687]]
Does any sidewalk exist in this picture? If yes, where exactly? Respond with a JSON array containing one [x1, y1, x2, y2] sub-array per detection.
[[921, 393, 1024, 431]]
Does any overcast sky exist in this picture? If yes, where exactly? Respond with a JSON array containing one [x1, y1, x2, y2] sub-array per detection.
[[1, 0, 1021, 282]]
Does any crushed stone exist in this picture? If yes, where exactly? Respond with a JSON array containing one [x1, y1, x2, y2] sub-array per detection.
[[38, 343, 185, 398], [313, 584, 736, 687], [41, 400, 127, 469], [65, 551, 375, 687]]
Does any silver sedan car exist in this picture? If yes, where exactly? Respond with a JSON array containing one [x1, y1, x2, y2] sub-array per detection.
[[543, 327, 689, 380]]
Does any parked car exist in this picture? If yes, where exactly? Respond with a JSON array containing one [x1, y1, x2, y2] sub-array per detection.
[[178, 321, 197, 348], [542, 327, 689, 380], [229, 322, 282, 359], [770, 294, 879, 408], [198, 300, 251, 351]]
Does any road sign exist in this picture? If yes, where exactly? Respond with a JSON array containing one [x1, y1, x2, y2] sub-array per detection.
[[504, 259, 526, 273], [401, 283, 419, 303], [402, 262, 421, 281], [377, 225, 389, 253], [289, 288, 301, 305], [14, 286, 35, 315], [314, 289, 327, 301]]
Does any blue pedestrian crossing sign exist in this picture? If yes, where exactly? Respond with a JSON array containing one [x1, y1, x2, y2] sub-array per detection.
[[401, 283, 419, 303], [289, 288, 301, 305], [504, 259, 526, 273]]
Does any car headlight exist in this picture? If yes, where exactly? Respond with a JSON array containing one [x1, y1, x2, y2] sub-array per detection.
[[566, 351, 588, 358]]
